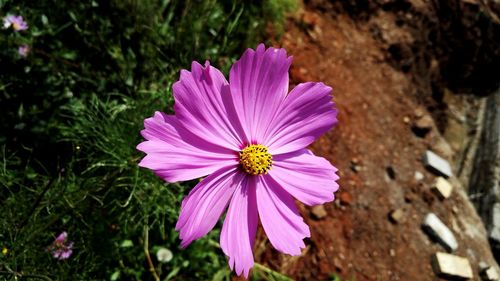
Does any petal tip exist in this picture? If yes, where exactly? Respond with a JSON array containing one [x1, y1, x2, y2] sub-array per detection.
[[179, 239, 191, 249], [136, 141, 147, 152], [256, 43, 265, 52], [137, 157, 148, 168]]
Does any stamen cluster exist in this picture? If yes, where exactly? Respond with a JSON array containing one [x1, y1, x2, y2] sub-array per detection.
[[239, 144, 272, 176]]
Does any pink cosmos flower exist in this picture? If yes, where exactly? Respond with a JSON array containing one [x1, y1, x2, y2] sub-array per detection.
[[47, 231, 73, 260], [3, 15, 28, 31], [137, 44, 339, 277], [18, 45, 30, 58]]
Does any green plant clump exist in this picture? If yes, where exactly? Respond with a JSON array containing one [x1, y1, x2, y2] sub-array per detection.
[[0, 0, 296, 280]]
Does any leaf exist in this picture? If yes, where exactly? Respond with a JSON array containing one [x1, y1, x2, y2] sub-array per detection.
[[120, 240, 133, 248]]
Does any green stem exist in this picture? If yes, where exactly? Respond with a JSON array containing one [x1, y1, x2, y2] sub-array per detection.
[[143, 224, 160, 281], [253, 263, 293, 281], [17, 172, 60, 232]]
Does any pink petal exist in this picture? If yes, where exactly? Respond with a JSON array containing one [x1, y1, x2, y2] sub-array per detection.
[[60, 249, 72, 260], [55, 232, 68, 243], [175, 166, 243, 247], [173, 61, 246, 150], [220, 176, 258, 278], [141, 111, 230, 154], [256, 175, 310, 255], [229, 44, 292, 143], [265, 82, 337, 155], [270, 149, 339, 206], [52, 250, 62, 259], [137, 112, 238, 182]]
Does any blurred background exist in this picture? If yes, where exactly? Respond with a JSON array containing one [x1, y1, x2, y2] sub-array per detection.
[[1, 0, 499, 280]]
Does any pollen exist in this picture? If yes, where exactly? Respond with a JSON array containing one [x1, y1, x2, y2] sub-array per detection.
[[239, 144, 272, 176]]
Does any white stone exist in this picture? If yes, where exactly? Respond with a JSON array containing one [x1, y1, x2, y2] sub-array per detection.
[[479, 261, 490, 271], [415, 171, 424, 181], [423, 213, 458, 252], [432, 252, 473, 279], [431, 177, 453, 199], [482, 267, 500, 281], [423, 150, 453, 178], [489, 203, 500, 245]]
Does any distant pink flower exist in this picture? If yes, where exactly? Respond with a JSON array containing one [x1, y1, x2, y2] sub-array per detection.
[[48, 231, 73, 260], [18, 45, 29, 58], [137, 44, 339, 277], [3, 15, 28, 31]]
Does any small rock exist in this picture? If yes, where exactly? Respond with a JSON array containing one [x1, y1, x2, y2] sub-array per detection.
[[422, 213, 458, 252], [414, 171, 424, 181], [311, 205, 327, 219], [339, 192, 353, 206], [480, 265, 499, 281], [479, 261, 490, 271], [432, 252, 473, 279], [386, 166, 396, 180], [389, 209, 405, 224], [489, 203, 500, 251], [350, 159, 361, 173], [403, 116, 411, 124], [490, 226, 500, 249], [412, 115, 434, 137], [423, 150, 453, 178], [431, 177, 453, 199], [333, 257, 343, 272], [389, 249, 396, 257]]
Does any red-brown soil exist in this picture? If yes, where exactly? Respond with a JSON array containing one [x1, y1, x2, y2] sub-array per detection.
[[250, 1, 500, 280]]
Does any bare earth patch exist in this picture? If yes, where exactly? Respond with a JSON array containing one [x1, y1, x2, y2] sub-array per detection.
[[250, 2, 500, 280]]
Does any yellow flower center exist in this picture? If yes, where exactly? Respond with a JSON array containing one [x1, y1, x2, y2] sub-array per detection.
[[239, 144, 272, 176]]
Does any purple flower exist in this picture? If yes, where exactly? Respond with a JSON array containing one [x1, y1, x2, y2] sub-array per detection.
[[137, 44, 339, 277], [3, 15, 28, 31], [47, 231, 73, 260], [18, 45, 30, 58]]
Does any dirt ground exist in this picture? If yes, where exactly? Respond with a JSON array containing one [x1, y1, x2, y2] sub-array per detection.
[[250, 1, 500, 280]]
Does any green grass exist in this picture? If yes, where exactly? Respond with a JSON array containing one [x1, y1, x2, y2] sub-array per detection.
[[0, 0, 297, 280]]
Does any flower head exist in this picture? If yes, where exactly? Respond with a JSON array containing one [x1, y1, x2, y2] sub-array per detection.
[[137, 44, 339, 277], [3, 15, 28, 31], [18, 45, 30, 58], [47, 231, 73, 260]]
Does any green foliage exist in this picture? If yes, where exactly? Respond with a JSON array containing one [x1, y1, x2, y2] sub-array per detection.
[[0, 0, 297, 280]]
